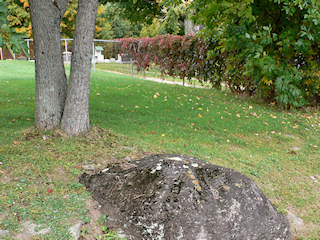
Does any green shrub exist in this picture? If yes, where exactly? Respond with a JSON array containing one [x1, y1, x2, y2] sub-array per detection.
[[190, 0, 320, 108]]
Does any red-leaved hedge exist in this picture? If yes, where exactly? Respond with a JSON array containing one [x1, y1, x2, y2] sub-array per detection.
[[118, 34, 218, 86]]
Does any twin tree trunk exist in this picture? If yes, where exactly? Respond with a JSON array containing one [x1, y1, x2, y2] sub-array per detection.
[[29, 0, 98, 136]]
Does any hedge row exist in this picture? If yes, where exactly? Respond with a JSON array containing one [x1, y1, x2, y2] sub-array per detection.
[[118, 35, 219, 86], [117, 34, 320, 108]]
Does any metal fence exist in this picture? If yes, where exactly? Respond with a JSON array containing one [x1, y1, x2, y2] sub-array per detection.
[[0, 38, 137, 76], [0, 38, 118, 61]]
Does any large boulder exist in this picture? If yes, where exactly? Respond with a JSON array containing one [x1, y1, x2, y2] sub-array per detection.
[[80, 154, 291, 240]]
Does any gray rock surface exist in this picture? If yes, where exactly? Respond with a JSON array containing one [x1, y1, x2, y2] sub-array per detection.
[[0, 229, 10, 236], [82, 164, 96, 171], [287, 212, 304, 226], [16, 221, 51, 239], [123, 156, 132, 162], [69, 222, 82, 240], [80, 154, 292, 240]]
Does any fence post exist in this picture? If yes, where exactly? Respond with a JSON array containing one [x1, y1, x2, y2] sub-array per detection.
[[92, 41, 96, 72], [131, 57, 133, 80], [130, 43, 134, 80], [0, 48, 3, 60], [27, 40, 30, 61], [183, 77, 185, 86], [65, 39, 69, 64]]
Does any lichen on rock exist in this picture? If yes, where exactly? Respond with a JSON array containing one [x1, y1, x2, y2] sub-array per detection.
[[80, 154, 292, 240]]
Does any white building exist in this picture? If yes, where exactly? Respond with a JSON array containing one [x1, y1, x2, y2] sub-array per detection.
[[94, 46, 104, 62]]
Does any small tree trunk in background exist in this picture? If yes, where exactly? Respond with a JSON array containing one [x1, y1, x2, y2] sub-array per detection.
[[29, 0, 68, 130], [61, 0, 98, 135]]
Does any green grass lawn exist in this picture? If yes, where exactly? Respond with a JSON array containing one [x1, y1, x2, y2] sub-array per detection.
[[95, 62, 177, 80], [1, 61, 319, 239], [95, 62, 212, 88]]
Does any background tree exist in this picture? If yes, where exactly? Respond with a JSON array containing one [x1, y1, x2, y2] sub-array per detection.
[[160, 5, 186, 35], [5, 0, 31, 37], [140, 18, 161, 37], [6, 0, 188, 41], [140, 4, 188, 37], [0, 0, 28, 56], [60, 0, 77, 38], [6, 0, 103, 39], [107, 0, 162, 25], [97, 3, 142, 39], [190, 0, 320, 108]]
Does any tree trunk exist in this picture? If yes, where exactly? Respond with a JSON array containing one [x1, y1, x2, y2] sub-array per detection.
[[29, 0, 68, 130], [61, 0, 98, 135]]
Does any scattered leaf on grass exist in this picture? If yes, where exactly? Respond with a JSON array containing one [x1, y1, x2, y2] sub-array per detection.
[[288, 151, 297, 155]]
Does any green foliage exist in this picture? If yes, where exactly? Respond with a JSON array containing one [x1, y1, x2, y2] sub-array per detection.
[[60, 0, 77, 38], [3, 0, 186, 41], [99, 230, 127, 240], [97, 3, 143, 39], [103, 1, 188, 38], [191, 0, 320, 108], [160, 6, 185, 35], [140, 18, 162, 38], [5, 0, 31, 37], [0, 0, 28, 57], [140, 3, 189, 37], [105, 0, 162, 25], [98, 21, 114, 39]]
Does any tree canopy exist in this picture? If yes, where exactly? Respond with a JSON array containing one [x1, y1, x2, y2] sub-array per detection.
[[190, 0, 320, 107], [0, 0, 28, 56], [106, 0, 162, 24], [4, 0, 188, 39]]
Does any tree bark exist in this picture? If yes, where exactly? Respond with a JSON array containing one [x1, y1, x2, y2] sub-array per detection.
[[29, 0, 68, 130], [61, 0, 99, 135]]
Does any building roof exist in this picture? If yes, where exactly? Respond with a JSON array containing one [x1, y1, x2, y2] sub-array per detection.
[[95, 46, 104, 51]]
